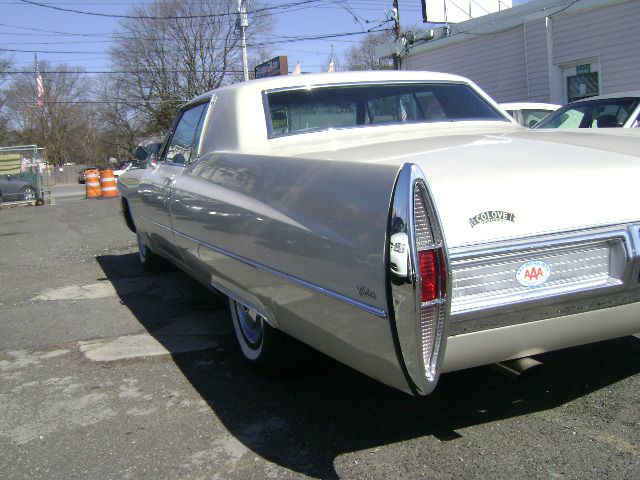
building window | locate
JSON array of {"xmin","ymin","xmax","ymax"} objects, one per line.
[{"xmin": 563, "ymin": 62, "xmax": 600, "ymax": 103}]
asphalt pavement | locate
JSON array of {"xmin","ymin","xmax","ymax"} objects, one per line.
[{"xmin": 1, "ymin": 196, "xmax": 639, "ymax": 479}]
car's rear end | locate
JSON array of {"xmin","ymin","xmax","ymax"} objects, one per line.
[
  {"xmin": 190, "ymin": 71, "xmax": 640, "ymax": 396},
  {"xmin": 384, "ymin": 131, "xmax": 640, "ymax": 396}
]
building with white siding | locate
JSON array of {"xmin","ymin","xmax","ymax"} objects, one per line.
[{"xmin": 392, "ymin": 0, "xmax": 639, "ymax": 104}]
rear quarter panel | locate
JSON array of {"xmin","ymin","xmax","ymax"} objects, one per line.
[{"xmin": 169, "ymin": 152, "xmax": 414, "ymax": 392}]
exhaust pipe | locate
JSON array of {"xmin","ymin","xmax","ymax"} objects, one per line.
[{"xmin": 491, "ymin": 357, "xmax": 543, "ymax": 379}]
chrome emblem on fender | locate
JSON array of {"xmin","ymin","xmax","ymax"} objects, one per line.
[
  {"xmin": 469, "ymin": 210, "xmax": 515, "ymax": 228},
  {"xmin": 516, "ymin": 260, "xmax": 551, "ymax": 287}
]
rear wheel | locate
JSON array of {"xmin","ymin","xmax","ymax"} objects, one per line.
[
  {"xmin": 229, "ymin": 298, "xmax": 285, "ymax": 371},
  {"xmin": 137, "ymin": 232, "xmax": 163, "ymax": 270}
]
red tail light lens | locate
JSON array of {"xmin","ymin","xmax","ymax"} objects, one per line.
[{"xmin": 419, "ymin": 249, "xmax": 438, "ymax": 302}]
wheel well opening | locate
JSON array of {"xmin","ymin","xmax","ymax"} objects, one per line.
[{"xmin": 121, "ymin": 198, "xmax": 136, "ymax": 233}]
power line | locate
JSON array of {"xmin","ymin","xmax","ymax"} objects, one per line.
[
  {"xmin": 1, "ymin": 40, "xmax": 114, "ymax": 45},
  {"xmin": 0, "ymin": 47, "xmax": 110, "ymax": 54},
  {"xmin": 0, "ymin": 22, "xmax": 121, "ymax": 37},
  {"xmin": 0, "ymin": 69, "xmax": 246, "ymax": 74},
  {"xmin": 16, "ymin": 0, "xmax": 324, "ymax": 20},
  {"xmin": 449, "ymin": 0, "xmax": 581, "ymax": 37},
  {"xmin": 0, "ymin": 1, "xmax": 402, "ymax": 77},
  {"xmin": 13, "ymin": 100, "xmax": 186, "ymax": 104},
  {"xmin": 0, "ymin": 30, "xmax": 379, "ymax": 45},
  {"xmin": 0, "ymin": 24, "xmax": 391, "ymax": 55}
]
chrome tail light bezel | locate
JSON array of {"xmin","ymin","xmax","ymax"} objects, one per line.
[{"xmin": 388, "ymin": 163, "xmax": 451, "ymax": 395}]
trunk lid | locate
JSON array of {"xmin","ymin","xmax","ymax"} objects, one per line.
[{"xmin": 294, "ymin": 126, "xmax": 640, "ymax": 248}]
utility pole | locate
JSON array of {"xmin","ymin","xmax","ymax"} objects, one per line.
[
  {"xmin": 237, "ymin": 0, "xmax": 249, "ymax": 81},
  {"xmin": 392, "ymin": 0, "xmax": 401, "ymax": 70}
]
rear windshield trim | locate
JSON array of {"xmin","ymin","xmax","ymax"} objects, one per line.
[{"xmin": 262, "ymin": 80, "xmax": 508, "ymax": 139}]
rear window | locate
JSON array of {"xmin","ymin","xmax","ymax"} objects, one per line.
[{"xmin": 265, "ymin": 82, "xmax": 506, "ymax": 137}]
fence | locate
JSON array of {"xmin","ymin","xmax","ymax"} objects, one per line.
[
  {"xmin": 0, "ymin": 145, "xmax": 50, "ymax": 206},
  {"xmin": 52, "ymin": 164, "xmax": 86, "ymax": 185}
]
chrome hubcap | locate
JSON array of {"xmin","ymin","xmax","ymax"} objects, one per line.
[{"xmin": 23, "ymin": 188, "xmax": 36, "ymax": 201}]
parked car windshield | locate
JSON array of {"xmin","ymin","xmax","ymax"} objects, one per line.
[
  {"xmin": 519, "ymin": 109, "xmax": 556, "ymax": 127},
  {"xmin": 266, "ymin": 82, "xmax": 506, "ymax": 137},
  {"xmin": 535, "ymin": 97, "xmax": 640, "ymax": 128}
]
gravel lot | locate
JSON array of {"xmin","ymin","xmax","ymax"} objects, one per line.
[{"xmin": 1, "ymin": 195, "xmax": 639, "ymax": 479}]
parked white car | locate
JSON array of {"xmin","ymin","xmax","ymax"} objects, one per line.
[
  {"xmin": 500, "ymin": 102, "xmax": 561, "ymax": 127},
  {"xmin": 535, "ymin": 91, "xmax": 640, "ymax": 129},
  {"xmin": 118, "ymin": 70, "xmax": 640, "ymax": 396}
]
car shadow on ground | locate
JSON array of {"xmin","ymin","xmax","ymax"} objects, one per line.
[{"xmin": 97, "ymin": 253, "xmax": 640, "ymax": 479}]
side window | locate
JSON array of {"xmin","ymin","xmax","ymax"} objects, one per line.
[
  {"xmin": 415, "ymin": 92, "xmax": 446, "ymax": 121},
  {"xmin": 366, "ymin": 96, "xmax": 398, "ymax": 124},
  {"xmin": 164, "ymin": 102, "xmax": 208, "ymax": 165},
  {"xmin": 192, "ymin": 104, "xmax": 208, "ymax": 160}
]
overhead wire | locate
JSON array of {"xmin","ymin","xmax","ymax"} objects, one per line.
[
  {"xmin": 0, "ymin": 19, "xmax": 392, "ymax": 55},
  {"xmin": 1, "ymin": 0, "xmax": 396, "ymax": 99},
  {"xmin": 16, "ymin": 0, "xmax": 327, "ymax": 20},
  {"xmin": 448, "ymin": 0, "xmax": 582, "ymax": 37}
]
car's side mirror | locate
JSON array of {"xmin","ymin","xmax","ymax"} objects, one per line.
[{"xmin": 134, "ymin": 146, "xmax": 149, "ymax": 161}]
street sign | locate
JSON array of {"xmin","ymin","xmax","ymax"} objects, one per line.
[{"xmin": 254, "ymin": 56, "xmax": 288, "ymax": 79}]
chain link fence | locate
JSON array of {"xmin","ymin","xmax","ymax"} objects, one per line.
[{"xmin": 0, "ymin": 145, "xmax": 50, "ymax": 206}]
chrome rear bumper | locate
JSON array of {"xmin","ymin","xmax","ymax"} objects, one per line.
[{"xmin": 442, "ymin": 300, "xmax": 640, "ymax": 373}]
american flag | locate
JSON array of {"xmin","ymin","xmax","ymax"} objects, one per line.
[
  {"xmin": 400, "ymin": 99, "xmax": 408, "ymax": 123},
  {"xmin": 35, "ymin": 54, "xmax": 44, "ymax": 110}
]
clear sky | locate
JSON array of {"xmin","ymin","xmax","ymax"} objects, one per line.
[{"xmin": 0, "ymin": 0, "xmax": 529, "ymax": 76}]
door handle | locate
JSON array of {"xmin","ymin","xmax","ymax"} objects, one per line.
[{"xmin": 161, "ymin": 176, "xmax": 176, "ymax": 208}]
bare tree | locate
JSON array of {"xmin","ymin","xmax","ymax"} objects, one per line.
[
  {"xmin": 3, "ymin": 62, "xmax": 99, "ymax": 165},
  {"xmin": 109, "ymin": 0, "xmax": 273, "ymax": 133},
  {"xmin": 343, "ymin": 32, "xmax": 394, "ymax": 71},
  {"xmin": 0, "ymin": 56, "xmax": 11, "ymax": 96},
  {"xmin": 0, "ymin": 55, "xmax": 13, "ymax": 144},
  {"xmin": 94, "ymin": 76, "xmax": 142, "ymax": 161}
]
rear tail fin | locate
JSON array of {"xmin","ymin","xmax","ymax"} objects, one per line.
[{"xmin": 388, "ymin": 163, "xmax": 451, "ymax": 395}]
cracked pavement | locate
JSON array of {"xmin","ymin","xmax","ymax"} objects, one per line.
[{"xmin": 1, "ymin": 196, "xmax": 639, "ymax": 479}]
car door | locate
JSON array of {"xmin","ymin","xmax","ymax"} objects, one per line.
[
  {"xmin": 1, "ymin": 175, "xmax": 22, "ymax": 197},
  {"xmin": 164, "ymin": 100, "xmax": 212, "ymax": 278},
  {"xmin": 136, "ymin": 101, "xmax": 209, "ymax": 262}
]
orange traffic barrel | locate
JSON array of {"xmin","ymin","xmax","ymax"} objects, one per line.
[
  {"xmin": 99, "ymin": 169, "xmax": 118, "ymax": 198},
  {"xmin": 85, "ymin": 169, "xmax": 101, "ymax": 198}
]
